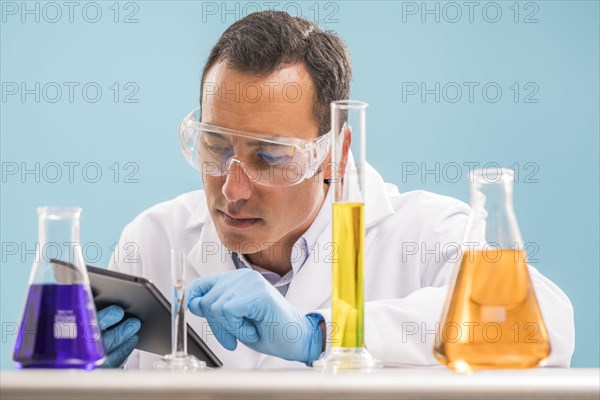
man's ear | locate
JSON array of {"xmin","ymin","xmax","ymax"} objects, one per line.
[
  {"xmin": 340, "ymin": 123, "xmax": 352, "ymax": 177},
  {"xmin": 323, "ymin": 123, "xmax": 352, "ymax": 182},
  {"xmin": 322, "ymin": 154, "xmax": 333, "ymax": 180}
]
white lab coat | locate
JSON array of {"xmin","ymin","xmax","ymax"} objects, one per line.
[{"xmin": 108, "ymin": 164, "xmax": 575, "ymax": 369}]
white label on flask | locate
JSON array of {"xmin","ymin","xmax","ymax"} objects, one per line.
[
  {"xmin": 54, "ymin": 310, "xmax": 78, "ymax": 339},
  {"xmin": 480, "ymin": 306, "xmax": 506, "ymax": 323}
]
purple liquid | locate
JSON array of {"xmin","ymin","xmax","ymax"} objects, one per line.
[{"xmin": 13, "ymin": 284, "xmax": 105, "ymax": 369}]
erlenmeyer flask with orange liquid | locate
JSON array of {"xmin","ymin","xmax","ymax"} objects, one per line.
[{"xmin": 433, "ymin": 168, "xmax": 550, "ymax": 373}]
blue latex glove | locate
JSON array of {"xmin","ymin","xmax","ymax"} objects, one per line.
[
  {"xmin": 186, "ymin": 269, "xmax": 324, "ymax": 365},
  {"xmin": 97, "ymin": 305, "xmax": 141, "ymax": 368}
]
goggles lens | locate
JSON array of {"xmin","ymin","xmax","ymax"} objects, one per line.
[{"xmin": 179, "ymin": 108, "xmax": 331, "ymax": 186}]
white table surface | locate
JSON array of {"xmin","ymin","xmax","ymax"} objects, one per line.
[{"xmin": 1, "ymin": 367, "xmax": 599, "ymax": 400}]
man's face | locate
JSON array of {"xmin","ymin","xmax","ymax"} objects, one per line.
[{"xmin": 201, "ymin": 61, "xmax": 327, "ymax": 261}]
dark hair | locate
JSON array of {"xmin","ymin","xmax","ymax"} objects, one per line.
[{"xmin": 200, "ymin": 11, "xmax": 352, "ymax": 135}]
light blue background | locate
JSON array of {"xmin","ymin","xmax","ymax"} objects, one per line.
[{"xmin": 1, "ymin": 1, "xmax": 598, "ymax": 368}]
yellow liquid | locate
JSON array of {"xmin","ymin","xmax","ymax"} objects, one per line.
[
  {"xmin": 331, "ymin": 203, "xmax": 365, "ymax": 348},
  {"xmin": 433, "ymin": 250, "xmax": 551, "ymax": 372}
]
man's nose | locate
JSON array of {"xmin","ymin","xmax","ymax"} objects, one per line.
[{"xmin": 221, "ymin": 158, "xmax": 253, "ymax": 202}]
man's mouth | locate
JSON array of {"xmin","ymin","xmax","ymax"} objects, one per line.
[{"xmin": 218, "ymin": 210, "xmax": 261, "ymax": 228}]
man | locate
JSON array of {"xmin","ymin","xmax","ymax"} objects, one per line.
[{"xmin": 104, "ymin": 11, "xmax": 574, "ymax": 369}]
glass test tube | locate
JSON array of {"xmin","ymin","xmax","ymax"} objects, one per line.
[
  {"xmin": 171, "ymin": 249, "xmax": 187, "ymax": 357},
  {"xmin": 153, "ymin": 249, "xmax": 205, "ymax": 370}
]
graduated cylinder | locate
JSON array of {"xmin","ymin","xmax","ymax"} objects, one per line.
[
  {"xmin": 312, "ymin": 100, "xmax": 381, "ymax": 371},
  {"xmin": 330, "ymin": 101, "xmax": 368, "ymax": 349}
]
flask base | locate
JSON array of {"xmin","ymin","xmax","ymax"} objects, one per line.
[
  {"xmin": 313, "ymin": 347, "xmax": 382, "ymax": 373},
  {"xmin": 153, "ymin": 353, "xmax": 206, "ymax": 371},
  {"xmin": 434, "ymin": 352, "xmax": 549, "ymax": 374},
  {"xmin": 14, "ymin": 357, "xmax": 105, "ymax": 370}
]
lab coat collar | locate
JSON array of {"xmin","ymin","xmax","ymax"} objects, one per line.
[
  {"xmin": 187, "ymin": 217, "xmax": 237, "ymax": 277},
  {"xmin": 185, "ymin": 192, "xmax": 210, "ymax": 231},
  {"xmin": 364, "ymin": 162, "xmax": 395, "ymax": 228}
]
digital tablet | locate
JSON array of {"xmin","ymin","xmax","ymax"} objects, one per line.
[{"xmin": 86, "ymin": 265, "xmax": 222, "ymax": 368}]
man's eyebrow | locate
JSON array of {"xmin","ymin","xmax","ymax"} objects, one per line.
[
  {"xmin": 205, "ymin": 129, "xmax": 289, "ymax": 146},
  {"xmin": 204, "ymin": 131, "xmax": 229, "ymax": 141},
  {"xmin": 249, "ymin": 141, "xmax": 280, "ymax": 148}
]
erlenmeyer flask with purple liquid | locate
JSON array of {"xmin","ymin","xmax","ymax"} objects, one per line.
[{"xmin": 13, "ymin": 207, "xmax": 105, "ymax": 369}]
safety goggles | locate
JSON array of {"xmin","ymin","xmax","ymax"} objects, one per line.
[{"xmin": 179, "ymin": 108, "xmax": 331, "ymax": 187}]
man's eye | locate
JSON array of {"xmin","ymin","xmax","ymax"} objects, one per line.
[
  {"xmin": 257, "ymin": 151, "xmax": 292, "ymax": 166},
  {"xmin": 206, "ymin": 144, "xmax": 230, "ymax": 154}
]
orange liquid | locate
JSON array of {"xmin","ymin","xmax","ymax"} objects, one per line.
[{"xmin": 433, "ymin": 250, "xmax": 551, "ymax": 372}]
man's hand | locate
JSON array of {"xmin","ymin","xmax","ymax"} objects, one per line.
[
  {"xmin": 97, "ymin": 305, "xmax": 141, "ymax": 368},
  {"xmin": 186, "ymin": 269, "xmax": 324, "ymax": 365}
]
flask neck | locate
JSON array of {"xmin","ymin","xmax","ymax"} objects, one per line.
[
  {"xmin": 38, "ymin": 211, "xmax": 81, "ymax": 248},
  {"xmin": 467, "ymin": 169, "xmax": 524, "ymax": 249},
  {"xmin": 32, "ymin": 207, "xmax": 87, "ymax": 285}
]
